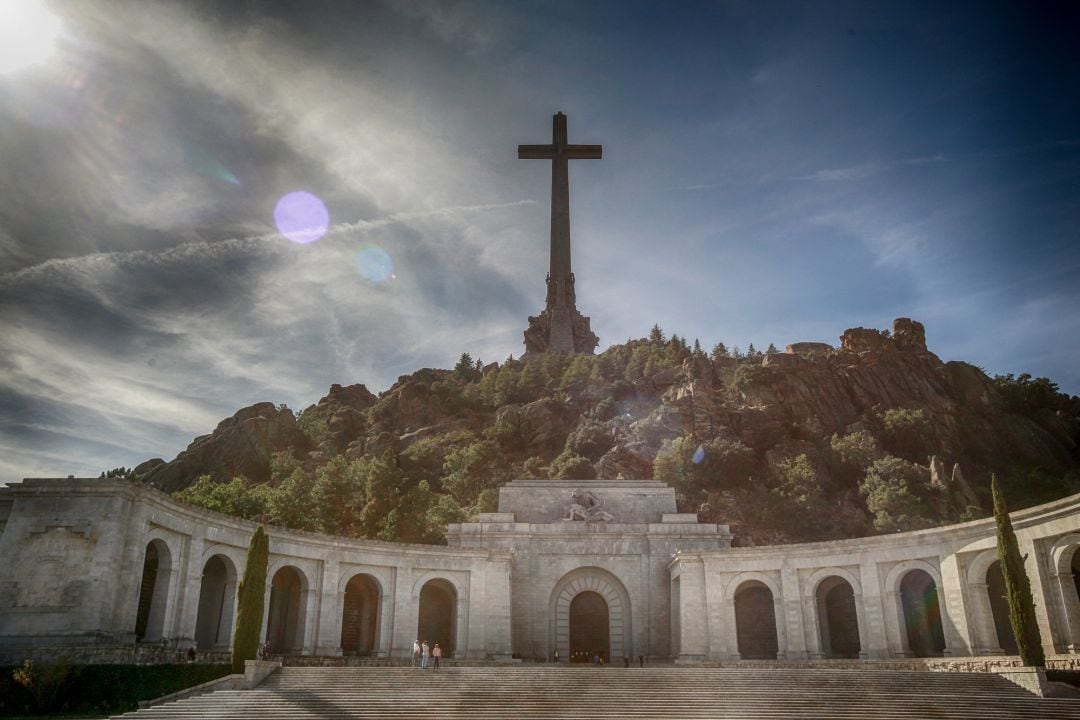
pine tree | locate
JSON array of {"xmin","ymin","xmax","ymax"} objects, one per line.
[
  {"xmin": 710, "ymin": 342, "xmax": 729, "ymax": 361},
  {"xmin": 992, "ymin": 475, "xmax": 1045, "ymax": 667},
  {"xmin": 766, "ymin": 343, "xmax": 779, "ymax": 355},
  {"xmin": 232, "ymin": 526, "xmax": 269, "ymax": 673},
  {"xmin": 648, "ymin": 324, "xmax": 665, "ymax": 345}
]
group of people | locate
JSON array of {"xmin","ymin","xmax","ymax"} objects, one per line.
[{"xmin": 411, "ymin": 639, "xmax": 443, "ymax": 669}]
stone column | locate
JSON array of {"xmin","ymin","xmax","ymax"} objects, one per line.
[
  {"xmin": 672, "ymin": 557, "xmax": 708, "ymax": 662},
  {"xmin": 1019, "ymin": 534, "xmax": 1058, "ymax": 659},
  {"xmin": 377, "ymin": 568, "xmax": 396, "ymax": 658},
  {"xmin": 314, "ymin": 557, "xmax": 342, "ymax": 656},
  {"xmin": 1050, "ymin": 571, "xmax": 1080, "ymax": 653},
  {"xmin": 702, "ymin": 559, "xmax": 729, "ymax": 660},
  {"xmin": 966, "ymin": 582, "xmax": 1004, "ymax": 654},
  {"xmin": 302, "ymin": 560, "xmax": 325, "ymax": 656},
  {"xmin": 483, "ymin": 557, "xmax": 514, "ymax": 660},
  {"xmin": 718, "ymin": 576, "xmax": 741, "ymax": 660},
  {"xmin": 803, "ymin": 589, "xmax": 825, "ymax": 660},
  {"xmin": 858, "ymin": 562, "xmax": 890, "ymax": 659},
  {"xmin": 390, "ymin": 566, "xmax": 417, "ymax": 659},
  {"xmin": 173, "ymin": 530, "xmax": 205, "ymax": 650},
  {"xmin": 884, "ymin": 590, "xmax": 910, "ymax": 658},
  {"xmin": 780, "ymin": 568, "xmax": 808, "ymax": 661},
  {"xmin": 938, "ymin": 553, "xmax": 972, "ymax": 656}
]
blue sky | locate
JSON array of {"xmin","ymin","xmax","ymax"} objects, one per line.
[{"xmin": 1, "ymin": 0, "xmax": 1078, "ymax": 484}]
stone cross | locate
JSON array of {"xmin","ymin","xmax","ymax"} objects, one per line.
[{"xmin": 518, "ymin": 112, "xmax": 601, "ymax": 354}]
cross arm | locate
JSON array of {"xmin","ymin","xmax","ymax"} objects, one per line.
[
  {"xmin": 518, "ymin": 144, "xmax": 557, "ymax": 159},
  {"xmin": 565, "ymin": 144, "xmax": 602, "ymax": 160}
]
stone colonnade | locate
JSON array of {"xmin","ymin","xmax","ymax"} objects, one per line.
[
  {"xmin": 669, "ymin": 494, "xmax": 1080, "ymax": 662},
  {"xmin": 0, "ymin": 479, "xmax": 513, "ymax": 661}
]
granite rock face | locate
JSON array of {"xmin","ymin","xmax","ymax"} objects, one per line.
[{"xmin": 142, "ymin": 402, "xmax": 311, "ymax": 491}]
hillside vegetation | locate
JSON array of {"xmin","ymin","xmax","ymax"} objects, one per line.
[{"xmin": 116, "ymin": 318, "xmax": 1080, "ymax": 546}]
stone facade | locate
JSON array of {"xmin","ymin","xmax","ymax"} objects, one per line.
[{"xmin": 2, "ymin": 477, "xmax": 1080, "ymax": 668}]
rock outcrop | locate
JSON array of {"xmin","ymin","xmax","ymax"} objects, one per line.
[{"xmin": 142, "ymin": 402, "xmax": 312, "ymax": 492}]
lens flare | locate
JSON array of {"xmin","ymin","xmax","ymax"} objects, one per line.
[
  {"xmin": 0, "ymin": 1, "xmax": 62, "ymax": 75},
  {"xmin": 356, "ymin": 245, "xmax": 394, "ymax": 283},
  {"xmin": 274, "ymin": 191, "xmax": 328, "ymax": 244},
  {"xmin": 692, "ymin": 446, "xmax": 706, "ymax": 464}
]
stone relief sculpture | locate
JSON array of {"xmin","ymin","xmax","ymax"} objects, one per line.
[{"xmin": 566, "ymin": 489, "xmax": 613, "ymax": 522}]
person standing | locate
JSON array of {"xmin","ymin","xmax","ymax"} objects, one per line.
[
  {"xmin": 553, "ymin": 649, "xmax": 560, "ymax": 663},
  {"xmin": 421, "ymin": 641, "xmax": 430, "ymax": 669},
  {"xmin": 412, "ymin": 640, "xmax": 421, "ymax": 667},
  {"xmin": 432, "ymin": 643, "xmax": 442, "ymax": 670}
]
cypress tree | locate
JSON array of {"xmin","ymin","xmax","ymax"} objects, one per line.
[
  {"xmin": 231, "ymin": 526, "xmax": 269, "ymax": 673},
  {"xmin": 992, "ymin": 475, "xmax": 1045, "ymax": 667}
]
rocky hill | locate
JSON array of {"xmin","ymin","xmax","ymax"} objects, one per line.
[{"xmin": 131, "ymin": 318, "xmax": 1080, "ymax": 545}]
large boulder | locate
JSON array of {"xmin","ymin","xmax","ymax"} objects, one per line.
[{"xmin": 142, "ymin": 402, "xmax": 311, "ymax": 492}]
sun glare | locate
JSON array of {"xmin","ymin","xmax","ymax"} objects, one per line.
[{"xmin": 0, "ymin": 0, "xmax": 62, "ymax": 75}]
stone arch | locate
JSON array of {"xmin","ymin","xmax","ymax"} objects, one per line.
[
  {"xmin": 341, "ymin": 573, "xmax": 381, "ymax": 656},
  {"xmin": 549, "ymin": 567, "xmax": 632, "ymax": 664},
  {"xmin": 1048, "ymin": 534, "xmax": 1080, "ymax": 652},
  {"xmin": 265, "ymin": 565, "xmax": 308, "ymax": 653},
  {"xmin": 194, "ymin": 553, "xmax": 238, "ymax": 651},
  {"xmin": 985, "ymin": 560, "xmax": 1018, "ymax": 655},
  {"xmin": 898, "ymin": 568, "xmax": 946, "ymax": 657},
  {"xmin": 816, "ymin": 576, "xmax": 862, "ymax": 658},
  {"xmin": 134, "ymin": 538, "xmax": 173, "ymax": 642},
  {"xmin": 733, "ymin": 579, "xmax": 780, "ymax": 660},
  {"xmin": 417, "ymin": 578, "xmax": 458, "ymax": 657},
  {"xmin": 964, "ymin": 548, "xmax": 1006, "ymax": 654}
]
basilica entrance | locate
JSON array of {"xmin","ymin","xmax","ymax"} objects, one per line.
[
  {"xmin": 569, "ymin": 591, "xmax": 609, "ymax": 663},
  {"xmin": 550, "ymin": 568, "xmax": 631, "ymax": 664}
]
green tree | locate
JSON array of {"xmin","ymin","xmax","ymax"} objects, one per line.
[
  {"xmin": 992, "ymin": 475, "xmax": 1045, "ymax": 667},
  {"xmin": 441, "ymin": 440, "xmax": 513, "ymax": 503},
  {"xmin": 174, "ymin": 475, "xmax": 265, "ymax": 519},
  {"xmin": 232, "ymin": 526, "xmax": 269, "ymax": 673},
  {"xmin": 550, "ymin": 451, "xmax": 596, "ymax": 480},
  {"xmin": 766, "ymin": 343, "xmax": 779, "ymax": 355},
  {"xmin": 310, "ymin": 455, "xmax": 366, "ymax": 535},
  {"xmin": 710, "ymin": 342, "xmax": 729, "ymax": 361},
  {"xmin": 859, "ymin": 456, "xmax": 938, "ymax": 532},
  {"xmin": 649, "ymin": 324, "xmax": 666, "ymax": 345}
]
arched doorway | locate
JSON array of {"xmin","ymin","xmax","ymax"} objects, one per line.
[
  {"xmin": 341, "ymin": 574, "xmax": 380, "ymax": 656},
  {"xmin": 266, "ymin": 566, "xmax": 306, "ymax": 654},
  {"xmin": 900, "ymin": 569, "xmax": 945, "ymax": 657},
  {"xmin": 1072, "ymin": 549, "xmax": 1080, "ymax": 606},
  {"xmin": 569, "ymin": 591, "xmax": 609, "ymax": 663},
  {"xmin": 549, "ymin": 568, "xmax": 631, "ymax": 664},
  {"xmin": 986, "ymin": 560, "xmax": 1018, "ymax": 655},
  {"xmin": 194, "ymin": 555, "xmax": 237, "ymax": 651},
  {"xmin": 134, "ymin": 539, "xmax": 171, "ymax": 642},
  {"xmin": 817, "ymin": 576, "xmax": 861, "ymax": 658},
  {"xmin": 734, "ymin": 581, "xmax": 778, "ymax": 660},
  {"xmin": 417, "ymin": 579, "xmax": 456, "ymax": 657}
]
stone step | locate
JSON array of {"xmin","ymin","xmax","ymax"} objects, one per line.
[{"xmin": 111, "ymin": 667, "xmax": 1080, "ymax": 720}]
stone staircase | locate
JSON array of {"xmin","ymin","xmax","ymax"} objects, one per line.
[{"xmin": 114, "ymin": 666, "xmax": 1080, "ymax": 719}]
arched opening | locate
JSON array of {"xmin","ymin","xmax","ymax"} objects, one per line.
[
  {"xmin": 734, "ymin": 581, "xmax": 778, "ymax": 660},
  {"xmin": 569, "ymin": 591, "xmax": 609, "ymax": 663},
  {"xmin": 817, "ymin": 576, "xmax": 861, "ymax": 658},
  {"xmin": 341, "ymin": 574, "xmax": 380, "ymax": 656},
  {"xmin": 418, "ymin": 579, "xmax": 456, "ymax": 657},
  {"xmin": 900, "ymin": 569, "xmax": 945, "ymax": 657},
  {"xmin": 134, "ymin": 540, "xmax": 171, "ymax": 642},
  {"xmin": 266, "ymin": 566, "xmax": 306, "ymax": 654},
  {"xmin": 550, "ymin": 568, "xmax": 631, "ymax": 664},
  {"xmin": 986, "ymin": 560, "xmax": 1018, "ymax": 655},
  {"xmin": 1072, "ymin": 549, "xmax": 1080, "ymax": 606},
  {"xmin": 194, "ymin": 555, "xmax": 237, "ymax": 651}
]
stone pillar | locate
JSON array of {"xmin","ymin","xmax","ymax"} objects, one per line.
[
  {"xmin": 803, "ymin": 588, "xmax": 824, "ymax": 660},
  {"xmin": 377, "ymin": 569, "xmax": 396, "ymax": 658},
  {"xmin": 483, "ymin": 557, "xmax": 514, "ymax": 660},
  {"xmin": 938, "ymin": 553, "xmax": 972, "ymax": 656},
  {"xmin": 966, "ymin": 582, "xmax": 1004, "ymax": 655},
  {"xmin": 314, "ymin": 557, "xmax": 342, "ymax": 656},
  {"xmin": 391, "ymin": 567, "xmax": 417, "ymax": 659},
  {"xmin": 672, "ymin": 557, "xmax": 708, "ymax": 662},
  {"xmin": 702, "ymin": 559, "xmax": 728, "ymax": 661},
  {"xmin": 858, "ymin": 562, "xmax": 890, "ymax": 659},
  {"xmin": 1050, "ymin": 571, "xmax": 1080, "ymax": 653},
  {"xmin": 1019, "ymin": 534, "xmax": 1058, "ymax": 660},
  {"xmin": 302, "ymin": 560, "xmax": 324, "ymax": 655},
  {"xmin": 780, "ymin": 569, "xmax": 808, "ymax": 661},
  {"xmin": 173, "ymin": 530, "xmax": 205, "ymax": 650},
  {"xmin": 884, "ymin": 590, "xmax": 910, "ymax": 658}
]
